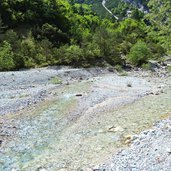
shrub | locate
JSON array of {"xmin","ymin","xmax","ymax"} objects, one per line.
[
  {"xmin": 50, "ymin": 77, "xmax": 62, "ymax": 84},
  {"xmin": 114, "ymin": 64, "xmax": 123, "ymax": 72},
  {"xmin": 55, "ymin": 45, "xmax": 84, "ymax": 65},
  {"xmin": 168, "ymin": 65, "xmax": 171, "ymax": 73},
  {"xmin": 83, "ymin": 41, "xmax": 101, "ymax": 60},
  {"xmin": 0, "ymin": 41, "xmax": 15, "ymax": 70},
  {"xmin": 3, "ymin": 30, "xmax": 20, "ymax": 50},
  {"xmin": 20, "ymin": 37, "xmax": 37, "ymax": 68},
  {"xmin": 142, "ymin": 63, "xmax": 151, "ymax": 70},
  {"xmin": 127, "ymin": 41, "xmax": 152, "ymax": 66}
]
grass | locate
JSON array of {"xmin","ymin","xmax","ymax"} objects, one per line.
[
  {"xmin": 114, "ymin": 65, "xmax": 123, "ymax": 73},
  {"xmin": 142, "ymin": 63, "xmax": 151, "ymax": 70},
  {"xmin": 168, "ymin": 65, "xmax": 171, "ymax": 72},
  {"xmin": 19, "ymin": 94, "xmax": 29, "ymax": 98},
  {"xmin": 50, "ymin": 77, "xmax": 62, "ymax": 84},
  {"xmin": 119, "ymin": 72, "xmax": 128, "ymax": 76}
]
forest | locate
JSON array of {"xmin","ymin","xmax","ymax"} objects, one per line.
[{"xmin": 0, "ymin": 0, "xmax": 170, "ymax": 70}]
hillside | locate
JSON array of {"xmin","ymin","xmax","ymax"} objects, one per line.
[
  {"xmin": 0, "ymin": 0, "xmax": 170, "ymax": 71},
  {"xmin": 74, "ymin": 0, "xmax": 149, "ymax": 18}
]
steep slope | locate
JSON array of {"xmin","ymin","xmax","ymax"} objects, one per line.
[{"xmin": 75, "ymin": 0, "xmax": 149, "ymax": 18}]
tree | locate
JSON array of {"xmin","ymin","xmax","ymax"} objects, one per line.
[
  {"xmin": 0, "ymin": 16, "xmax": 2, "ymax": 33},
  {"xmin": 0, "ymin": 41, "xmax": 15, "ymax": 70},
  {"xmin": 146, "ymin": 0, "xmax": 171, "ymax": 53},
  {"xmin": 0, "ymin": 15, "xmax": 5, "ymax": 33},
  {"xmin": 127, "ymin": 41, "xmax": 152, "ymax": 66}
]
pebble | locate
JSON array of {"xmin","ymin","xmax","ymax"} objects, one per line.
[
  {"xmin": 166, "ymin": 148, "xmax": 171, "ymax": 154},
  {"xmin": 76, "ymin": 94, "xmax": 83, "ymax": 97},
  {"xmin": 98, "ymin": 118, "xmax": 171, "ymax": 170}
]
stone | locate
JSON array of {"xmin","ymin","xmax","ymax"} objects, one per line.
[
  {"xmin": 108, "ymin": 67, "xmax": 114, "ymax": 72},
  {"xmin": 107, "ymin": 126, "xmax": 124, "ymax": 132},
  {"xmin": 132, "ymin": 140, "xmax": 140, "ymax": 146},
  {"xmin": 37, "ymin": 168, "xmax": 47, "ymax": 171},
  {"xmin": 131, "ymin": 135, "xmax": 139, "ymax": 141},
  {"xmin": 76, "ymin": 94, "xmax": 83, "ymax": 97},
  {"xmin": 124, "ymin": 134, "xmax": 132, "ymax": 140},
  {"xmin": 66, "ymin": 81, "xmax": 70, "ymax": 85},
  {"xmin": 124, "ymin": 139, "xmax": 131, "ymax": 145},
  {"xmin": 166, "ymin": 148, "xmax": 171, "ymax": 154},
  {"xmin": 11, "ymin": 169, "xmax": 17, "ymax": 171}
]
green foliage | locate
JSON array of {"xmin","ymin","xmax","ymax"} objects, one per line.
[
  {"xmin": 114, "ymin": 65, "xmax": 123, "ymax": 73},
  {"xmin": 50, "ymin": 77, "xmax": 62, "ymax": 84},
  {"xmin": 3, "ymin": 30, "xmax": 20, "ymax": 51},
  {"xmin": 0, "ymin": 16, "xmax": 4, "ymax": 33},
  {"xmin": 93, "ymin": 26, "xmax": 123, "ymax": 65},
  {"xmin": 146, "ymin": 0, "xmax": 171, "ymax": 54},
  {"xmin": 168, "ymin": 66, "xmax": 171, "ymax": 73},
  {"xmin": 142, "ymin": 63, "xmax": 151, "ymax": 70},
  {"xmin": 119, "ymin": 72, "xmax": 128, "ymax": 76},
  {"xmin": 56, "ymin": 45, "xmax": 83, "ymax": 65},
  {"xmin": 0, "ymin": 41, "xmax": 15, "ymax": 70},
  {"xmin": 127, "ymin": 41, "xmax": 152, "ymax": 66},
  {"xmin": 37, "ymin": 39, "xmax": 53, "ymax": 64},
  {"xmin": 0, "ymin": 0, "xmax": 169, "ymax": 70}
]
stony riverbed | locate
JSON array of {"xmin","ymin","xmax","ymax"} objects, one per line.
[{"xmin": 0, "ymin": 67, "xmax": 170, "ymax": 171}]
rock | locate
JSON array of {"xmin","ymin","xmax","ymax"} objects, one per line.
[
  {"xmin": 11, "ymin": 169, "xmax": 17, "ymax": 171},
  {"xmin": 132, "ymin": 140, "xmax": 140, "ymax": 146},
  {"xmin": 166, "ymin": 148, "xmax": 171, "ymax": 154},
  {"xmin": 124, "ymin": 134, "xmax": 132, "ymax": 144},
  {"xmin": 124, "ymin": 139, "xmax": 131, "ymax": 145},
  {"xmin": 147, "ymin": 60, "xmax": 160, "ymax": 70},
  {"xmin": 155, "ymin": 92, "xmax": 159, "ymax": 95},
  {"xmin": 76, "ymin": 94, "xmax": 83, "ymax": 97},
  {"xmin": 131, "ymin": 135, "xmax": 139, "ymax": 141},
  {"xmin": 66, "ymin": 81, "xmax": 70, "ymax": 85},
  {"xmin": 165, "ymin": 124, "xmax": 171, "ymax": 132},
  {"xmin": 124, "ymin": 134, "xmax": 132, "ymax": 140},
  {"xmin": 108, "ymin": 67, "xmax": 114, "ymax": 72},
  {"xmin": 152, "ymin": 90, "xmax": 160, "ymax": 95},
  {"xmin": 107, "ymin": 126, "xmax": 124, "ymax": 132},
  {"xmin": 79, "ymin": 77, "xmax": 83, "ymax": 80},
  {"xmin": 37, "ymin": 168, "xmax": 47, "ymax": 171},
  {"xmin": 160, "ymin": 89, "xmax": 164, "ymax": 93}
]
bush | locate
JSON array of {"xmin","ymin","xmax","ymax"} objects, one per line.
[
  {"xmin": 20, "ymin": 35, "xmax": 51, "ymax": 68},
  {"xmin": 20, "ymin": 36, "xmax": 37, "ymax": 68},
  {"xmin": 142, "ymin": 63, "xmax": 151, "ymax": 70},
  {"xmin": 127, "ymin": 41, "xmax": 152, "ymax": 66},
  {"xmin": 3, "ymin": 30, "xmax": 20, "ymax": 50},
  {"xmin": 114, "ymin": 64, "xmax": 123, "ymax": 72},
  {"xmin": 83, "ymin": 41, "xmax": 101, "ymax": 60},
  {"xmin": 0, "ymin": 41, "xmax": 15, "ymax": 70},
  {"xmin": 55, "ymin": 45, "xmax": 84, "ymax": 65}
]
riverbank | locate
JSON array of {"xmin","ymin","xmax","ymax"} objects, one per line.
[{"xmin": 0, "ymin": 66, "xmax": 171, "ymax": 170}]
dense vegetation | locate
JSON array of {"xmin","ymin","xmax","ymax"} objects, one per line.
[{"xmin": 0, "ymin": 0, "xmax": 170, "ymax": 70}]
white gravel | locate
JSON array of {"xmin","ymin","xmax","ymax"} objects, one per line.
[
  {"xmin": 0, "ymin": 66, "xmax": 170, "ymax": 171},
  {"xmin": 97, "ymin": 118, "xmax": 171, "ymax": 171},
  {"xmin": 0, "ymin": 67, "xmax": 109, "ymax": 115}
]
